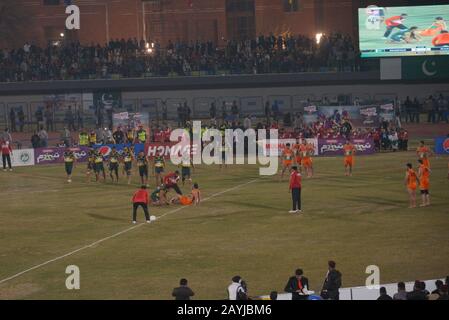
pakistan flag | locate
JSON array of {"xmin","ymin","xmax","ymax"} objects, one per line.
[{"xmin": 402, "ymin": 56, "xmax": 449, "ymax": 80}]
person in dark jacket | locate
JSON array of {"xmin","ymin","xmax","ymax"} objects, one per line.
[
  {"xmin": 377, "ymin": 287, "xmax": 393, "ymax": 300},
  {"xmin": 172, "ymin": 278, "xmax": 195, "ymax": 300},
  {"xmin": 406, "ymin": 281, "xmax": 428, "ymax": 300},
  {"xmin": 284, "ymin": 268, "xmax": 309, "ymax": 300},
  {"xmin": 321, "ymin": 260, "xmax": 342, "ymax": 300}
]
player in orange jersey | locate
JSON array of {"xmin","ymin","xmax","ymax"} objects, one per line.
[
  {"xmin": 418, "ymin": 159, "xmax": 431, "ymax": 207},
  {"xmin": 171, "ymin": 182, "xmax": 201, "ymax": 205},
  {"xmin": 343, "ymin": 140, "xmax": 356, "ymax": 176},
  {"xmin": 293, "ymin": 138, "xmax": 302, "ymax": 171},
  {"xmin": 299, "ymin": 140, "xmax": 314, "ymax": 178},
  {"xmin": 405, "ymin": 163, "xmax": 419, "ymax": 208},
  {"xmin": 280, "ymin": 143, "xmax": 294, "ymax": 181},
  {"xmin": 416, "ymin": 141, "xmax": 432, "ymax": 169}
]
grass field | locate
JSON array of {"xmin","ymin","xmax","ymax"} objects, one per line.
[
  {"xmin": 359, "ymin": 5, "xmax": 449, "ymax": 57},
  {"xmin": 0, "ymin": 148, "xmax": 448, "ymax": 299}
]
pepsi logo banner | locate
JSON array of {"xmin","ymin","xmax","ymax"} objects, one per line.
[
  {"xmin": 93, "ymin": 143, "xmax": 145, "ymax": 158},
  {"xmin": 434, "ymin": 136, "xmax": 449, "ymax": 154}
]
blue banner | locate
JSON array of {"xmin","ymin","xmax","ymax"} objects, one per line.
[
  {"xmin": 434, "ymin": 137, "xmax": 449, "ymax": 155},
  {"xmin": 93, "ymin": 143, "xmax": 144, "ymax": 158}
]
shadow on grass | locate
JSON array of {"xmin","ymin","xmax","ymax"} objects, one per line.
[{"xmin": 87, "ymin": 213, "xmax": 129, "ymax": 222}]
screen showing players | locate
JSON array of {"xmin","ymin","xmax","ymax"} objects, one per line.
[{"xmin": 359, "ymin": 4, "xmax": 449, "ymax": 58}]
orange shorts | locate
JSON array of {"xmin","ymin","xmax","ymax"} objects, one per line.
[
  {"xmin": 344, "ymin": 157, "xmax": 354, "ymax": 166},
  {"xmin": 283, "ymin": 160, "xmax": 293, "ymax": 167},
  {"xmin": 408, "ymin": 183, "xmax": 417, "ymax": 191},
  {"xmin": 420, "ymin": 29, "xmax": 440, "ymax": 37},
  {"xmin": 295, "ymin": 157, "xmax": 302, "ymax": 165},
  {"xmin": 180, "ymin": 196, "xmax": 193, "ymax": 205},
  {"xmin": 420, "ymin": 179, "xmax": 430, "ymax": 191},
  {"xmin": 302, "ymin": 158, "xmax": 313, "ymax": 168}
]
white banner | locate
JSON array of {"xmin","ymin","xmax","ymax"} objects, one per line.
[{"xmin": 10, "ymin": 148, "xmax": 35, "ymax": 167}]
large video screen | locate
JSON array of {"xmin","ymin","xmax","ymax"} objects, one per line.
[{"xmin": 359, "ymin": 4, "xmax": 449, "ymax": 58}]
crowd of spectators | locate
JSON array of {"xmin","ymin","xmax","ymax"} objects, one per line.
[
  {"xmin": 401, "ymin": 94, "xmax": 449, "ymax": 124},
  {"xmin": 0, "ymin": 33, "xmax": 360, "ymax": 82},
  {"xmin": 170, "ymin": 263, "xmax": 449, "ymax": 300}
]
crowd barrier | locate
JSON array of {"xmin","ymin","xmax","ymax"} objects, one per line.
[{"xmin": 9, "ymin": 139, "xmax": 376, "ymax": 168}]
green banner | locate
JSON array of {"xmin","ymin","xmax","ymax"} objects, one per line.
[{"xmin": 402, "ymin": 56, "xmax": 449, "ymax": 80}]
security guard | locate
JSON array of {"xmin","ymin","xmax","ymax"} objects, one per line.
[
  {"xmin": 136, "ymin": 125, "xmax": 147, "ymax": 144},
  {"xmin": 78, "ymin": 129, "xmax": 89, "ymax": 147}
]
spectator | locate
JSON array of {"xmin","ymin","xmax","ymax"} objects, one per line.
[
  {"xmin": 377, "ymin": 287, "xmax": 393, "ymax": 300},
  {"xmin": 431, "ymin": 280, "xmax": 444, "ymax": 296},
  {"xmin": 393, "ymin": 282, "xmax": 407, "ymax": 300},
  {"xmin": 1, "ymin": 139, "xmax": 13, "ymax": 171},
  {"xmin": 172, "ymin": 278, "xmax": 195, "ymax": 300},
  {"xmin": 18, "ymin": 109, "xmax": 25, "ymax": 132},
  {"xmin": 1, "ymin": 128, "xmax": 12, "ymax": 143},
  {"xmin": 38, "ymin": 126, "xmax": 48, "ymax": 147},
  {"xmin": 209, "ymin": 102, "xmax": 216, "ymax": 120},
  {"xmin": 44, "ymin": 106, "xmax": 54, "ymax": 132},
  {"xmin": 321, "ymin": 260, "xmax": 342, "ymax": 300},
  {"xmin": 35, "ymin": 108, "xmax": 44, "ymax": 131},
  {"xmin": 61, "ymin": 127, "xmax": 71, "ymax": 147},
  {"xmin": 438, "ymin": 285, "xmax": 449, "ymax": 300},
  {"xmin": 284, "ymin": 268, "xmax": 309, "ymax": 300},
  {"xmin": 227, "ymin": 276, "xmax": 247, "ymax": 300},
  {"xmin": 162, "ymin": 103, "xmax": 168, "ymax": 121},
  {"xmin": 31, "ymin": 131, "xmax": 40, "ymax": 149},
  {"xmin": 231, "ymin": 100, "xmax": 239, "ymax": 120},
  {"xmin": 76, "ymin": 109, "xmax": 84, "ymax": 130},
  {"xmin": 9, "ymin": 108, "xmax": 16, "ymax": 132},
  {"xmin": 113, "ymin": 127, "xmax": 125, "ymax": 144},
  {"xmin": 221, "ymin": 101, "xmax": 227, "ymax": 121},
  {"xmin": 406, "ymin": 280, "xmax": 428, "ymax": 300},
  {"xmin": 65, "ymin": 106, "xmax": 76, "ymax": 131},
  {"xmin": 243, "ymin": 115, "xmax": 252, "ymax": 130},
  {"xmin": 264, "ymin": 101, "xmax": 271, "ymax": 124}
]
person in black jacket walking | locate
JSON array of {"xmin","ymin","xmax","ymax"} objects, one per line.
[
  {"xmin": 321, "ymin": 260, "xmax": 342, "ymax": 300},
  {"xmin": 172, "ymin": 278, "xmax": 195, "ymax": 300},
  {"xmin": 284, "ymin": 268, "xmax": 309, "ymax": 300}
]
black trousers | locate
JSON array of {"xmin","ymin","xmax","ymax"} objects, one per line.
[
  {"xmin": 2, "ymin": 154, "xmax": 12, "ymax": 169},
  {"xmin": 292, "ymin": 188, "xmax": 301, "ymax": 211},
  {"xmin": 133, "ymin": 203, "xmax": 150, "ymax": 221}
]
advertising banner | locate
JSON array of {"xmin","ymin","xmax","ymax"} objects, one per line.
[
  {"xmin": 318, "ymin": 138, "xmax": 375, "ymax": 156},
  {"xmin": 259, "ymin": 138, "xmax": 319, "ymax": 157},
  {"xmin": 34, "ymin": 147, "xmax": 90, "ymax": 165},
  {"xmin": 93, "ymin": 143, "xmax": 145, "ymax": 158},
  {"xmin": 379, "ymin": 103, "xmax": 395, "ymax": 122},
  {"xmin": 434, "ymin": 136, "xmax": 449, "ymax": 155},
  {"xmin": 11, "ymin": 148, "xmax": 35, "ymax": 167},
  {"xmin": 145, "ymin": 142, "xmax": 200, "ymax": 159}
]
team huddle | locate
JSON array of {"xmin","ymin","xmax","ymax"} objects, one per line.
[{"xmin": 280, "ymin": 139, "xmax": 356, "ymax": 180}]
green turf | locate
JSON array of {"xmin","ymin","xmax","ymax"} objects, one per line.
[
  {"xmin": 359, "ymin": 5, "xmax": 449, "ymax": 58},
  {"xmin": 0, "ymin": 149, "xmax": 448, "ymax": 299}
]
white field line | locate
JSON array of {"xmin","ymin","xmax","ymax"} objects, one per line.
[{"xmin": 0, "ymin": 179, "xmax": 259, "ymax": 285}]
